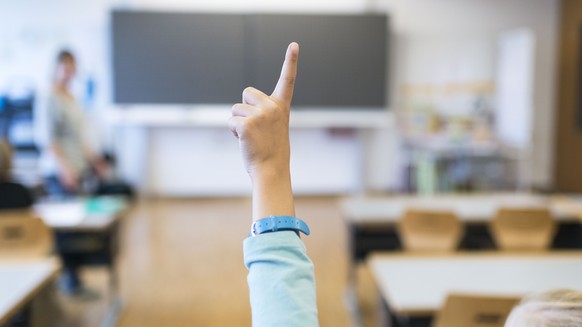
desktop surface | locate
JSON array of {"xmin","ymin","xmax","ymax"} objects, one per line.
[
  {"xmin": 369, "ymin": 251, "xmax": 582, "ymax": 315},
  {"xmin": 0, "ymin": 259, "xmax": 60, "ymax": 325}
]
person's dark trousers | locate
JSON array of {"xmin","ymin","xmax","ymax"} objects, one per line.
[
  {"xmin": 44, "ymin": 175, "xmax": 83, "ymax": 294},
  {"xmin": 55, "ymin": 233, "xmax": 85, "ymax": 294}
]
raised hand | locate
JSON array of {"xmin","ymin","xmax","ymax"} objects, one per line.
[
  {"xmin": 229, "ymin": 42, "xmax": 299, "ymax": 221},
  {"xmin": 229, "ymin": 42, "xmax": 298, "ymax": 180}
]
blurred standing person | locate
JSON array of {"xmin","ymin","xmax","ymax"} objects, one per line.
[
  {"xmin": 39, "ymin": 49, "xmax": 107, "ymax": 197},
  {"xmin": 38, "ymin": 49, "xmax": 108, "ymax": 295}
]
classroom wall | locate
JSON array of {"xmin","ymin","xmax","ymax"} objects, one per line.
[
  {"xmin": 0, "ymin": 0, "xmax": 393, "ymax": 196},
  {"xmin": 377, "ymin": 0, "xmax": 560, "ymax": 189},
  {"xmin": 0, "ymin": 0, "xmax": 561, "ymax": 195},
  {"xmin": 114, "ymin": 0, "xmax": 393, "ymax": 196},
  {"xmin": 0, "ymin": 0, "xmax": 116, "ymax": 151}
]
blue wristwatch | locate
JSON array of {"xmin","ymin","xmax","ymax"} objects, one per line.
[{"xmin": 249, "ymin": 216, "xmax": 311, "ymax": 237}]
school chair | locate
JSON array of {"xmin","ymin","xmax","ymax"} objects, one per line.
[
  {"xmin": 434, "ymin": 293, "xmax": 520, "ymax": 327},
  {"xmin": 489, "ymin": 208, "xmax": 556, "ymax": 250},
  {"xmin": 0, "ymin": 212, "xmax": 53, "ymax": 258},
  {"xmin": 398, "ymin": 210, "xmax": 462, "ymax": 252}
]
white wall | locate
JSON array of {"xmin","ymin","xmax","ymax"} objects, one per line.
[
  {"xmin": 0, "ymin": 0, "xmax": 560, "ymax": 195},
  {"xmin": 376, "ymin": 0, "xmax": 560, "ymax": 187},
  {"xmin": 0, "ymin": 0, "xmax": 118, "ymax": 150},
  {"xmin": 116, "ymin": 0, "xmax": 392, "ymax": 196}
]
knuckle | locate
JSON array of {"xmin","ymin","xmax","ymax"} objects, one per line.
[
  {"xmin": 283, "ymin": 76, "xmax": 296, "ymax": 86},
  {"xmin": 243, "ymin": 87, "xmax": 255, "ymax": 96}
]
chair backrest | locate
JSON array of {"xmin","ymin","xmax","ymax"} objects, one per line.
[
  {"xmin": 0, "ymin": 211, "xmax": 53, "ymax": 258},
  {"xmin": 434, "ymin": 293, "xmax": 521, "ymax": 327},
  {"xmin": 490, "ymin": 207, "xmax": 556, "ymax": 250},
  {"xmin": 398, "ymin": 210, "xmax": 462, "ymax": 252}
]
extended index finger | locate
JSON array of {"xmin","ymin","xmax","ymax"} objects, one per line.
[{"xmin": 271, "ymin": 42, "xmax": 299, "ymax": 105}]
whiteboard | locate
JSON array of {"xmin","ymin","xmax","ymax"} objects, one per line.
[{"xmin": 494, "ymin": 29, "xmax": 535, "ymax": 149}]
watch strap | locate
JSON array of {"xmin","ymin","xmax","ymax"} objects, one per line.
[{"xmin": 249, "ymin": 216, "xmax": 310, "ymax": 237}]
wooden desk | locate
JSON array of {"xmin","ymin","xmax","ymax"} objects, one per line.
[
  {"xmin": 341, "ymin": 193, "xmax": 582, "ymax": 262},
  {"xmin": 34, "ymin": 196, "xmax": 127, "ymax": 232},
  {"xmin": 0, "ymin": 259, "xmax": 60, "ymax": 325},
  {"xmin": 341, "ymin": 193, "xmax": 578, "ymax": 224},
  {"xmin": 33, "ymin": 197, "xmax": 128, "ymax": 327},
  {"xmin": 33, "ymin": 197, "xmax": 127, "ymax": 274},
  {"xmin": 369, "ymin": 251, "xmax": 582, "ymax": 325},
  {"xmin": 342, "ymin": 194, "xmax": 582, "ymax": 326}
]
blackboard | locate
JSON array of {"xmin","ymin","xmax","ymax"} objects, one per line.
[{"xmin": 112, "ymin": 11, "xmax": 389, "ymax": 109}]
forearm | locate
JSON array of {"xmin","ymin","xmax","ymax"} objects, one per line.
[
  {"xmin": 83, "ymin": 148, "xmax": 96, "ymax": 165},
  {"xmin": 49, "ymin": 143, "xmax": 74, "ymax": 174},
  {"xmin": 233, "ymin": 42, "xmax": 319, "ymax": 325},
  {"xmin": 247, "ymin": 167, "xmax": 319, "ymax": 326},
  {"xmin": 251, "ymin": 166, "xmax": 295, "ymax": 221}
]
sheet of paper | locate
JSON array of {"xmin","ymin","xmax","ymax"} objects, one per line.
[{"xmin": 34, "ymin": 202, "xmax": 86, "ymax": 227}]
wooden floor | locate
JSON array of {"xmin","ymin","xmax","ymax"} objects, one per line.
[{"xmin": 58, "ymin": 196, "xmax": 379, "ymax": 327}]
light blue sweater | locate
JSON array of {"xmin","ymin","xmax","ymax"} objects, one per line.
[{"xmin": 244, "ymin": 231, "xmax": 319, "ymax": 327}]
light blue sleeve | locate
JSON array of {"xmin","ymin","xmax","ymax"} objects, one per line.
[{"xmin": 244, "ymin": 231, "xmax": 319, "ymax": 327}]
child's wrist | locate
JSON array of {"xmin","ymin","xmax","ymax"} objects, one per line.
[{"xmin": 251, "ymin": 168, "xmax": 294, "ymax": 222}]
